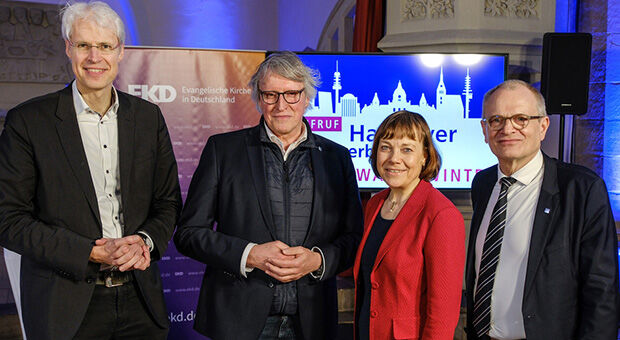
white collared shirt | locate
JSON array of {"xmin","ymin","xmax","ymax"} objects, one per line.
[
  {"xmin": 263, "ymin": 122, "xmax": 308, "ymax": 161},
  {"xmin": 474, "ymin": 150, "xmax": 544, "ymax": 340},
  {"xmin": 72, "ymin": 82, "xmax": 124, "ymax": 242}
]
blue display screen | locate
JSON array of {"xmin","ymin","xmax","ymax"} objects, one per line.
[{"xmin": 297, "ymin": 53, "xmax": 507, "ymax": 190}]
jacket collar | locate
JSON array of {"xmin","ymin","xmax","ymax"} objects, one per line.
[
  {"xmin": 257, "ymin": 116, "xmax": 317, "ymax": 149},
  {"xmin": 523, "ymin": 153, "xmax": 560, "ymax": 298},
  {"xmin": 362, "ymin": 181, "xmax": 432, "ymax": 271},
  {"xmin": 55, "ymin": 85, "xmax": 102, "ymax": 236}
]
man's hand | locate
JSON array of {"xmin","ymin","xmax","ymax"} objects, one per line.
[
  {"xmin": 265, "ymin": 246, "xmax": 322, "ymax": 283},
  {"xmin": 89, "ymin": 235, "xmax": 151, "ymax": 271},
  {"xmin": 247, "ymin": 240, "xmax": 294, "ymax": 273},
  {"xmin": 131, "ymin": 244, "xmax": 151, "ymax": 271}
]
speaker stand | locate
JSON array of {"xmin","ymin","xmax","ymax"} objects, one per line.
[{"xmin": 559, "ymin": 115, "xmax": 565, "ymax": 162}]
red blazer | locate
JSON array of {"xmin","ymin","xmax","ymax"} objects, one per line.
[{"xmin": 353, "ymin": 180, "xmax": 465, "ymax": 339}]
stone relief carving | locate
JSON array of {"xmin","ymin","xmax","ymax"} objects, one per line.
[
  {"xmin": 0, "ymin": 2, "xmax": 71, "ymax": 83},
  {"xmin": 484, "ymin": 0, "xmax": 539, "ymax": 18},
  {"xmin": 402, "ymin": 0, "xmax": 455, "ymax": 21}
]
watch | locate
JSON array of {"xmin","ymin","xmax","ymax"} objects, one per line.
[
  {"xmin": 310, "ymin": 246, "xmax": 324, "ymax": 279},
  {"xmin": 138, "ymin": 233, "xmax": 153, "ymax": 252}
]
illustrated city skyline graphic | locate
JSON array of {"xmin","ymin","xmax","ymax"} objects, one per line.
[
  {"xmin": 303, "ymin": 58, "xmax": 498, "ymax": 189},
  {"xmin": 306, "ymin": 60, "xmax": 476, "ymax": 119}
]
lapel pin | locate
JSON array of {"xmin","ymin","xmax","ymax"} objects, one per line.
[
  {"xmin": 318, "ymin": 146, "xmax": 322, "ymax": 151},
  {"xmin": 544, "ymin": 208, "xmax": 550, "ymax": 214}
]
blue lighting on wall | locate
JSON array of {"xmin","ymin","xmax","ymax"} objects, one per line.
[
  {"xmin": 174, "ymin": 2, "xmax": 239, "ymax": 49},
  {"xmin": 602, "ymin": 0, "xmax": 620, "ymax": 220},
  {"xmin": 117, "ymin": 0, "xmax": 140, "ymax": 45},
  {"xmin": 554, "ymin": 0, "xmax": 578, "ymax": 32},
  {"xmin": 556, "ymin": 0, "xmax": 620, "ymax": 221}
]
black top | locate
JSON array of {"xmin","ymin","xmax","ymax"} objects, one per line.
[
  {"xmin": 356, "ymin": 214, "xmax": 393, "ymax": 340},
  {"xmin": 261, "ymin": 125, "xmax": 315, "ymax": 315}
]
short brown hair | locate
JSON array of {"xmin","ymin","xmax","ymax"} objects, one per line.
[{"xmin": 370, "ymin": 110, "xmax": 441, "ymax": 181}]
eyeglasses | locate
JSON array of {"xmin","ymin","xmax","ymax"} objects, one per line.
[
  {"xmin": 69, "ymin": 41, "xmax": 120, "ymax": 55},
  {"xmin": 482, "ymin": 114, "xmax": 545, "ymax": 131},
  {"xmin": 259, "ymin": 88, "xmax": 304, "ymax": 104}
]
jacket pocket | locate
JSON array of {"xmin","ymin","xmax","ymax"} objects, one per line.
[
  {"xmin": 27, "ymin": 263, "xmax": 53, "ymax": 279},
  {"xmin": 392, "ymin": 317, "xmax": 419, "ymax": 339}
]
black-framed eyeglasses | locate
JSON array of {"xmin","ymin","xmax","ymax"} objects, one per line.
[
  {"xmin": 258, "ymin": 88, "xmax": 304, "ymax": 104},
  {"xmin": 482, "ymin": 114, "xmax": 545, "ymax": 131},
  {"xmin": 69, "ymin": 41, "xmax": 120, "ymax": 55}
]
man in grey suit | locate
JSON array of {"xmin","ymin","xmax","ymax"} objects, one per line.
[{"xmin": 0, "ymin": 2, "xmax": 181, "ymax": 339}]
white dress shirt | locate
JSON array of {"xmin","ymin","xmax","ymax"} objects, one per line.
[
  {"xmin": 474, "ymin": 150, "xmax": 544, "ymax": 340},
  {"xmin": 73, "ymin": 82, "xmax": 124, "ymax": 241},
  {"xmin": 72, "ymin": 82, "xmax": 153, "ymax": 258}
]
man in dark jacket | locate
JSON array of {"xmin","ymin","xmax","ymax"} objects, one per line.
[
  {"xmin": 0, "ymin": 2, "xmax": 181, "ymax": 339},
  {"xmin": 174, "ymin": 51, "xmax": 363, "ymax": 340},
  {"xmin": 466, "ymin": 79, "xmax": 619, "ymax": 340}
]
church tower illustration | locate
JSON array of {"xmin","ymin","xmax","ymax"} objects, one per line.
[
  {"xmin": 390, "ymin": 81, "xmax": 408, "ymax": 112},
  {"xmin": 436, "ymin": 67, "xmax": 447, "ymax": 109}
]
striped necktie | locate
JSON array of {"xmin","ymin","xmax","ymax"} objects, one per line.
[{"xmin": 472, "ymin": 176, "xmax": 517, "ymax": 337}]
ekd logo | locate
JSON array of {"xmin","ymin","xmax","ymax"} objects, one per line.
[{"xmin": 128, "ymin": 85, "xmax": 177, "ymax": 103}]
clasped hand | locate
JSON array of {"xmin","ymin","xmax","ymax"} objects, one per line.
[
  {"xmin": 89, "ymin": 235, "xmax": 151, "ymax": 271},
  {"xmin": 247, "ymin": 240, "xmax": 322, "ymax": 283}
]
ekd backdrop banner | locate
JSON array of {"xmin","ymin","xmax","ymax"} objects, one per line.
[{"xmin": 114, "ymin": 47, "xmax": 265, "ymax": 340}]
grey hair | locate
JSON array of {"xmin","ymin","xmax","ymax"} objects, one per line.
[
  {"xmin": 482, "ymin": 79, "xmax": 547, "ymax": 116},
  {"xmin": 249, "ymin": 51, "xmax": 320, "ymax": 111},
  {"xmin": 61, "ymin": 1, "xmax": 125, "ymax": 45}
]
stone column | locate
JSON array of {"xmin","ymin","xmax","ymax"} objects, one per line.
[
  {"xmin": 378, "ymin": 0, "xmax": 556, "ymax": 81},
  {"xmin": 574, "ymin": 1, "xmax": 606, "ymax": 175},
  {"xmin": 576, "ymin": 0, "xmax": 620, "ymax": 224}
]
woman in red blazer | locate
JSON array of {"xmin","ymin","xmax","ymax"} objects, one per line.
[{"xmin": 354, "ymin": 110, "xmax": 465, "ymax": 340}]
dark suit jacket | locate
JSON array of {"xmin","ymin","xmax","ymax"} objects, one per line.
[
  {"xmin": 353, "ymin": 181, "xmax": 465, "ymax": 339},
  {"xmin": 174, "ymin": 120, "xmax": 363, "ymax": 340},
  {"xmin": 466, "ymin": 153, "xmax": 619, "ymax": 340},
  {"xmin": 0, "ymin": 85, "xmax": 182, "ymax": 340}
]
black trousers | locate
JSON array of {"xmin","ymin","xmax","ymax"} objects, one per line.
[
  {"xmin": 73, "ymin": 281, "xmax": 168, "ymax": 340},
  {"xmin": 258, "ymin": 315, "xmax": 304, "ymax": 340}
]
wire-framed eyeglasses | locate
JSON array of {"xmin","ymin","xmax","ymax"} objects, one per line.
[
  {"xmin": 259, "ymin": 88, "xmax": 305, "ymax": 105},
  {"xmin": 482, "ymin": 114, "xmax": 545, "ymax": 131},
  {"xmin": 69, "ymin": 41, "xmax": 121, "ymax": 55}
]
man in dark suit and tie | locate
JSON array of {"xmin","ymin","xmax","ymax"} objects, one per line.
[
  {"xmin": 0, "ymin": 2, "xmax": 181, "ymax": 339},
  {"xmin": 174, "ymin": 51, "xmax": 363, "ymax": 340},
  {"xmin": 466, "ymin": 79, "xmax": 619, "ymax": 340}
]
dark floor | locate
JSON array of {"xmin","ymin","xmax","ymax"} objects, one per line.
[{"xmin": 0, "ymin": 309, "xmax": 618, "ymax": 340}]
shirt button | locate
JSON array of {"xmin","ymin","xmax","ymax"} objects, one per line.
[
  {"xmin": 371, "ymin": 282, "xmax": 379, "ymax": 289},
  {"xmin": 103, "ymin": 145, "xmax": 107, "ymax": 148},
  {"xmin": 85, "ymin": 277, "xmax": 94, "ymax": 284},
  {"xmin": 106, "ymin": 170, "xmax": 110, "ymax": 174},
  {"xmin": 108, "ymin": 194, "xmax": 112, "ymax": 197},
  {"xmin": 370, "ymin": 310, "xmax": 377, "ymax": 318},
  {"xmin": 114, "ymin": 216, "xmax": 118, "ymax": 220},
  {"xmin": 268, "ymin": 282, "xmax": 274, "ymax": 288}
]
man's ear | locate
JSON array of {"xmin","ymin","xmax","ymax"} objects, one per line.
[
  {"xmin": 118, "ymin": 44, "xmax": 125, "ymax": 61},
  {"xmin": 481, "ymin": 119, "xmax": 489, "ymax": 144},
  {"xmin": 65, "ymin": 39, "xmax": 72, "ymax": 59},
  {"xmin": 538, "ymin": 116, "xmax": 550, "ymax": 141}
]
